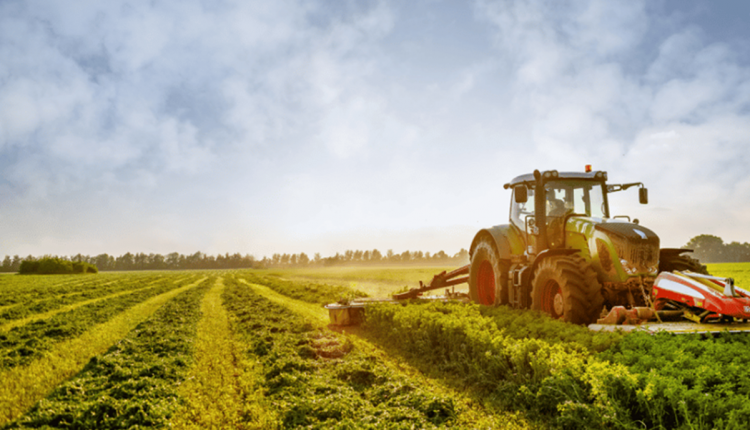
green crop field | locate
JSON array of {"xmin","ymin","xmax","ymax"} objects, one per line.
[{"xmin": 1, "ymin": 264, "xmax": 750, "ymax": 429}]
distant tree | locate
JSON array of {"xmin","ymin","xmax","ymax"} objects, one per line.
[
  {"xmin": 685, "ymin": 235, "xmax": 725, "ymax": 263},
  {"xmin": 116, "ymin": 252, "xmax": 135, "ymax": 270},
  {"xmin": 371, "ymin": 249, "xmax": 382, "ymax": 262},
  {"xmin": 94, "ymin": 254, "xmax": 113, "ymax": 271},
  {"xmin": 454, "ymin": 248, "xmax": 470, "ymax": 263},
  {"xmin": 11, "ymin": 255, "xmax": 22, "ymax": 272},
  {"xmin": 20, "ymin": 257, "xmax": 97, "ymax": 274},
  {"xmin": 434, "ymin": 250, "xmax": 448, "ymax": 261},
  {"xmin": 299, "ymin": 253, "xmax": 310, "ymax": 265}
]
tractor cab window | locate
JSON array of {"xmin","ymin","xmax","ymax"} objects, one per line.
[
  {"xmin": 510, "ymin": 186, "xmax": 534, "ymax": 230},
  {"xmin": 547, "ymin": 180, "xmax": 608, "ymax": 219},
  {"xmin": 510, "ymin": 180, "xmax": 609, "ymax": 234},
  {"xmin": 545, "ymin": 187, "xmax": 571, "ymax": 218}
]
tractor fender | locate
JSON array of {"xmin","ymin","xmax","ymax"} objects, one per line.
[
  {"xmin": 530, "ymin": 249, "xmax": 580, "ymax": 277},
  {"xmin": 470, "ymin": 225, "xmax": 517, "ymax": 260}
]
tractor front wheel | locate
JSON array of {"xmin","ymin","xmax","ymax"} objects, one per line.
[
  {"xmin": 531, "ymin": 255, "xmax": 603, "ymax": 324},
  {"xmin": 469, "ymin": 238, "xmax": 509, "ymax": 306}
]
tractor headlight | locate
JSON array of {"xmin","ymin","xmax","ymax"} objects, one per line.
[
  {"xmin": 620, "ymin": 259, "xmax": 657, "ymax": 275},
  {"xmin": 620, "ymin": 258, "xmax": 638, "ymax": 275}
]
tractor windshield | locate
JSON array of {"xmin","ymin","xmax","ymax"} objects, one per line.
[
  {"xmin": 510, "ymin": 179, "xmax": 608, "ymax": 230},
  {"xmin": 546, "ymin": 180, "xmax": 608, "ymax": 219}
]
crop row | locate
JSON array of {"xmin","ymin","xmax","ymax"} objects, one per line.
[
  {"xmin": 0, "ymin": 272, "xmax": 172, "ymax": 306},
  {"xmin": 0, "ymin": 275, "xmax": 200, "ymax": 370},
  {"xmin": 0, "ymin": 276, "xmax": 105, "ymax": 306},
  {"xmin": 4, "ymin": 277, "xmax": 213, "ymax": 429},
  {"xmin": 222, "ymin": 276, "xmax": 460, "ymax": 429},
  {"xmin": 0, "ymin": 274, "xmax": 176, "ymax": 325},
  {"xmin": 170, "ymin": 276, "xmax": 273, "ymax": 429},
  {"xmin": 365, "ymin": 300, "xmax": 750, "ymax": 429},
  {"xmin": 233, "ymin": 272, "xmax": 367, "ymax": 305}
]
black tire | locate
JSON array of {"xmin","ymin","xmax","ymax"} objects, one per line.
[
  {"xmin": 530, "ymin": 255, "xmax": 603, "ymax": 324},
  {"xmin": 469, "ymin": 237, "xmax": 509, "ymax": 306},
  {"xmin": 659, "ymin": 252, "xmax": 709, "ymax": 275}
]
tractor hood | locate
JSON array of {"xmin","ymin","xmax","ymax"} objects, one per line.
[
  {"xmin": 593, "ymin": 219, "xmax": 660, "ymax": 276},
  {"xmin": 565, "ymin": 217, "xmax": 660, "ymax": 278},
  {"xmin": 565, "ymin": 216, "xmax": 658, "ymax": 243},
  {"xmin": 594, "ymin": 221, "xmax": 659, "ymax": 246}
]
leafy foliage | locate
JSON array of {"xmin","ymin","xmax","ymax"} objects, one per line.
[
  {"xmin": 480, "ymin": 305, "xmax": 623, "ymax": 353},
  {"xmin": 0, "ymin": 275, "xmax": 165, "ymax": 324},
  {"xmin": 5, "ymin": 278, "xmax": 212, "ymax": 429},
  {"xmin": 365, "ymin": 299, "xmax": 750, "ymax": 429},
  {"xmin": 595, "ymin": 331, "xmax": 750, "ymax": 429},
  {"xmin": 235, "ymin": 272, "xmax": 367, "ymax": 305},
  {"xmin": 0, "ymin": 279, "xmax": 183, "ymax": 369},
  {"xmin": 223, "ymin": 277, "xmax": 458, "ymax": 429},
  {"xmin": 19, "ymin": 258, "xmax": 97, "ymax": 275}
]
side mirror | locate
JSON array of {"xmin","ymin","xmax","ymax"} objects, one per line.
[
  {"xmin": 514, "ymin": 185, "xmax": 528, "ymax": 203},
  {"xmin": 639, "ymin": 188, "xmax": 648, "ymax": 204}
]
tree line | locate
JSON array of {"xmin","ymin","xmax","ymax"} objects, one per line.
[
  {"xmin": 685, "ymin": 234, "xmax": 750, "ymax": 263},
  {"xmin": 5, "ymin": 233, "xmax": 742, "ymax": 273},
  {"xmin": 0, "ymin": 248, "xmax": 471, "ymax": 273}
]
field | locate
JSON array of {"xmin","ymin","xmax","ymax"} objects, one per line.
[{"xmin": 0, "ymin": 263, "xmax": 748, "ymax": 429}]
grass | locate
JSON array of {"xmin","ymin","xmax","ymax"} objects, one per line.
[
  {"xmin": 706, "ymin": 262, "xmax": 750, "ymax": 286},
  {"xmin": 233, "ymin": 271, "xmax": 532, "ymax": 429},
  {"xmin": 5, "ymin": 278, "xmax": 212, "ymax": 429},
  {"xmin": 0, "ymin": 281, "xmax": 169, "ymax": 332},
  {"xmin": 0, "ymin": 276, "xmax": 208, "ymax": 426},
  {"xmin": 0, "ymin": 277, "xmax": 194, "ymax": 369},
  {"xmin": 236, "ymin": 279, "xmax": 329, "ymax": 326},
  {"xmin": 4, "ymin": 263, "xmax": 750, "ymax": 428},
  {"xmin": 259, "ymin": 266, "xmax": 461, "ymax": 298},
  {"xmin": 170, "ymin": 277, "xmax": 273, "ymax": 429}
]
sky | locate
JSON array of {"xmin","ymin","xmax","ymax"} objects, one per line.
[{"xmin": 2, "ymin": 0, "xmax": 750, "ymax": 259}]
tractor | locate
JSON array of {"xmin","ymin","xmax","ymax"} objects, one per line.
[
  {"xmin": 325, "ymin": 167, "xmax": 739, "ymax": 329},
  {"xmin": 467, "ymin": 168, "xmax": 707, "ymax": 324}
]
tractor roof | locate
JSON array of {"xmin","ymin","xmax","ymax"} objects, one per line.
[{"xmin": 504, "ymin": 171, "xmax": 607, "ymax": 189}]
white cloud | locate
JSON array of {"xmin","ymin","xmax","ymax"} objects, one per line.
[{"xmin": 2, "ymin": 0, "xmax": 750, "ymax": 257}]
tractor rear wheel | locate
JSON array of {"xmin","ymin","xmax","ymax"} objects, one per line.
[
  {"xmin": 531, "ymin": 255, "xmax": 603, "ymax": 324},
  {"xmin": 659, "ymin": 252, "xmax": 709, "ymax": 275},
  {"xmin": 469, "ymin": 238, "xmax": 509, "ymax": 306}
]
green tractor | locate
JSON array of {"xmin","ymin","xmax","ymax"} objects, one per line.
[{"xmin": 468, "ymin": 168, "xmax": 706, "ymax": 324}]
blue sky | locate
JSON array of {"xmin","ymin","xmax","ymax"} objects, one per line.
[{"xmin": 2, "ymin": 0, "xmax": 750, "ymax": 258}]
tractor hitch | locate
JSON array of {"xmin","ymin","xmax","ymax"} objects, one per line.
[{"xmin": 391, "ymin": 265, "xmax": 469, "ymax": 300}]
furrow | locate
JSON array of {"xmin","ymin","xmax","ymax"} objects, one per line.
[
  {"xmin": 0, "ymin": 276, "xmax": 208, "ymax": 425},
  {"xmin": 170, "ymin": 277, "xmax": 272, "ymax": 429},
  {"xmin": 0, "ymin": 282, "xmax": 166, "ymax": 332}
]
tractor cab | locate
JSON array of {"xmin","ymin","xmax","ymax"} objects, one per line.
[{"xmin": 506, "ymin": 170, "xmax": 611, "ymax": 254}]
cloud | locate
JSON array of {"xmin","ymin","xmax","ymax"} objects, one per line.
[
  {"xmin": 0, "ymin": 0, "xmax": 400, "ymax": 255},
  {"xmin": 471, "ymin": 0, "xmax": 750, "ymax": 246},
  {"xmin": 2, "ymin": 0, "xmax": 750, "ymax": 257}
]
